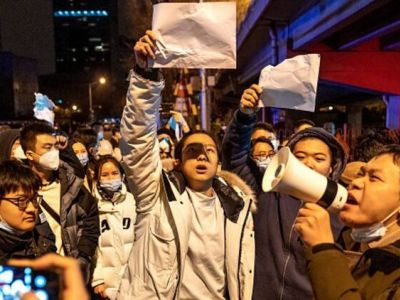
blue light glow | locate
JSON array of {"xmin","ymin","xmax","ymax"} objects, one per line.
[
  {"xmin": 35, "ymin": 290, "xmax": 49, "ymax": 300},
  {"xmin": 34, "ymin": 275, "xmax": 47, "ymax": 288},
  {"xmin": 54, "ymin": 10, "xmax": 109, "ymax": 17}
]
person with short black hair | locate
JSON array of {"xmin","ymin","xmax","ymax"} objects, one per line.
[
  {"xmin": 252, "ymin": 122, "xmax": 275, "ymax": 139},
  {"xmin": 0, "ymin": 160, "xmax": 56, "ymax": 263},
  {"xmin": 296, "ymin": 144, "xmax": 400, "ymax": 299},
  {"xmin": 251, "ymin": 122, "xmax": 279, "ymax": 150},
  {"xmin": 20, "ymin": 122, "xmax": 100, "ymax": 282},
  {"xmin": 353, "ymin": 130, "xmax": 392, "ymax": 162},
  {"xmin": 294, "ymin": 119, "xmax": 315, "ymax": 133},
  {"xmin": 249, "ymin": 137, "xmax": 276, "ymax": 172},
  {"xmin": 118, "ymin": 31, "xmax": 256, "ymax": 300}
]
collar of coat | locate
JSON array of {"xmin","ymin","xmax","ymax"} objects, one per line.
[
  {"xmin": 342, "ymin": 228, "xmax": 400, "ymax": 276},
  {"xmin": 163, "ymin": 170, "xmax": 256, "ymax": 223},
  {"xmin": 363, "ymin": 240, "xmax": 400, "ymax": 276},
  {"xmin": 0, "ymin": 227, "xmax": 36, "ymax": 254}
]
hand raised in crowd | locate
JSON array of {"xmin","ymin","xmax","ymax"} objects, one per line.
[
  {"xmin": 8, "ymin": 253, "xmax": 89, "ymax": 300},
  {"xmin": 170, "ymin": 110, "xmax": 190, "ymax": 133},
  {"xmin": 55, "ymin": 134, "xmax": 68, "ymax": 151},
  {"xmin": 134, "ymin": 30, "xmax": 157, "ymax": 68},
  {"xmin": 294, "ymin": 202, "xmax": 334, "ymax": 247},
  {"xmin": 240, "ymin": 84, "xmax": 263, "ymax": 114}
]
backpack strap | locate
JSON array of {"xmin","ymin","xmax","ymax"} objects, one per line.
[{"xmin": 41, "ymin": 200, "xmax": 61, "ymax": 225}]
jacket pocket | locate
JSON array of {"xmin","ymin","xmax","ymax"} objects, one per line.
[{"xmin": 147, "ymin": 215, "xmax": 177, "ymax": 289}]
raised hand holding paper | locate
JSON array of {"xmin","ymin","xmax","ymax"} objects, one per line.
[
  {"xmin": 150, "ymin": 2, "xmax": 236, "ymax": 69},
  {"xmin": 258, "ymin": 54, "xmax": 320, "ymax": 112}
]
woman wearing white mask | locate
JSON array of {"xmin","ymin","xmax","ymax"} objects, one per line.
[
  {"xmin": 0, "ymin": 129, "xmax": 27, "ymax": 161},
  {"xmin": 91, "ymin": 156, "xmax": 136, "ymax": 300},
  {"xmin": 72, "ymin": 139, "xmax": 94, "ymax": 192},
  {"xmin": 295, "ymin": 144, "xmax": 400, "ymax": 299}
]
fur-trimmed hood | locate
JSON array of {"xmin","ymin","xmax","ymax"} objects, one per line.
[
  {"xmin": 166, "ymin": 169, "xmax": 257, "ymax": 217},
  {"xmin": 217, "ymin": 170, "xmax": 257, "ymax": 213}
]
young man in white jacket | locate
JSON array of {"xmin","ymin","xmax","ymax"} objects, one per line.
[{"xmin": 118, "ymin": 31, "xmax": 255, "ymax": 300}]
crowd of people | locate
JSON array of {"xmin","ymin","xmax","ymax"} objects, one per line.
[{"xmin": 0, "ymin": 30, "xmax": 399, "ymax": 300}]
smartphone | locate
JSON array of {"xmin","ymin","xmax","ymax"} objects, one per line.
[{"xmin": 0, "ymin": 265, "xmax": 59, "ymax": 300}]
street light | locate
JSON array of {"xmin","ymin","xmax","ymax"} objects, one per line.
[{"xmin": 88, "ymin": 77, "xmax": 107, "ymax": 122}]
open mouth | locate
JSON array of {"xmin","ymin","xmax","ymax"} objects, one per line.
[
  {"xmin": 346, "ymin": 194, "xmax": 358, "ymax": 205},
  {"xmin": 195, "ymin": 164, "xmax": 208, "ymax": 172}
]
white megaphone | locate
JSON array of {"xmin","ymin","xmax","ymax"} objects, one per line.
[{"xmin": 262, "ymin": 147, "xmax": 347, "ymax": 212}]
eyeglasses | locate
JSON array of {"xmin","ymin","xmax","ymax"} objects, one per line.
[
  {"xmin": 251, "ymin": 150, "xmax": 275, "ymax": 160},
  {"xmin": 1, "ymin": 194, "xmax": 43, "ymax": 211}
]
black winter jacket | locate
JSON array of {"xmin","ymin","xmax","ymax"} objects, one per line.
[
  {"xmin": 0, "ymin": 223, "xmax": 56, "ymax": 263},
  {"xmin": 45, "ymin": 161, "xmax": 100, "ymax": 281}
]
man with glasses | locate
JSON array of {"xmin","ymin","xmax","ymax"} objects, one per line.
[
  {"xmin": 0, "ymin": 160, "xmax": 56, "ymax": 263},
  {"xmin": 20, "ymin": 122, "xmax": 100, "ymax": 282},
  {"xmin": 250, "ymin": 137, "xmax": 276, "ymax": 172}
]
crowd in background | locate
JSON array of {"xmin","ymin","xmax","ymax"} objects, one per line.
[{"xmin": 0, "ymin": 30, "xmax": 399, "ymax": 300}]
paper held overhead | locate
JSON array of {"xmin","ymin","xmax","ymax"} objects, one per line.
[
  {"xmin": 258, "ymin": 54, "xmax": 321, "ymax": 112},
  {"xmin": 149, "ymin": 2, "xmax": 236, "ymax": 69}
]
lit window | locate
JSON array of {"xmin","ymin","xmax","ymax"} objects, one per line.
[{"xmin": 89, "ymin": 38, "xmax": 102, "ymax": 42}]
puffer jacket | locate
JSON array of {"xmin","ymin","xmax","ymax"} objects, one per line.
[
  {"xmin": 306, "ymin": 229, "xmax": 400, "ymax": 299},
  {"xmin": 53, "ymin": 161, "xmax": 100, "ymax": 281},
  {"xmin": 91, "ymin": 183, "xmax": 136, "ymax": 300},
  {"xmin": 222, "ymin": 109, "xmax": 346, "ymax": 300},
  {"xmin": 118, "ymin": 70, "xmax": 256, "ymax": 300}
]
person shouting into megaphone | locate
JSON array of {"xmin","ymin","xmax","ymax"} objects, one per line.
[
  {"xmin": 222, "ymin": 84, "xmax": 347, "ymax": 300},
  {"xmin": 294, "ymin": 144, "xmax": 400, "ymax": 299}
]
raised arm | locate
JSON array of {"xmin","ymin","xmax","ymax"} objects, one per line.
[
  {"xmin": 222, "ymin": 84, "xmax": 262, "ymax": 193},
  {"xmin": 120, "ymin": 31, "xmax": 165, "ymax": 213}
]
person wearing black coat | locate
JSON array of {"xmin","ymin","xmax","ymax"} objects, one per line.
[
  {"xmin": 19, "ymin": 122, "xmax": 100, "ymax": 283},
  {"xmin": 0, "ymin": 160, "xmax": 56, "ymax": 263}
]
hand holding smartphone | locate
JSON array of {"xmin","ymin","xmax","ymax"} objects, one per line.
[{"xmin": 3, "ymin": 254, "xmax": 88, "ymax": 300}]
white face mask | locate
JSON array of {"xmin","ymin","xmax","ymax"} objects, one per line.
[
  {"xmin": 351, "ymin": 207, "xmax": 400, "ymax": 243},
  {"xmin": 159, "ymin": 138, "xmax": 171, "ymax": 154},
  {"xmin": 77, "ymin": 152, "xmax": 89, "ymax": 166},
  {"xmin": 38, "ymin": 149, "xmax": 60, "ymax": 171},
  {"xmin": 270, "ymin": 138, "xmax": 280, "ymax": 151},
  {"xmin": 0, "ymin": 218, "xmax": 26, "ymax": 235},
  {"xmin": 13, "ymin": 145, "xmax": 27, "ymax": 160},
  {"xmin": 100, "ymin": 179, "xmax": 122, "ymax": 192},
  {"xmin": 253, "ymin": 156, "xmax": 272, "ymax": 172}
]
